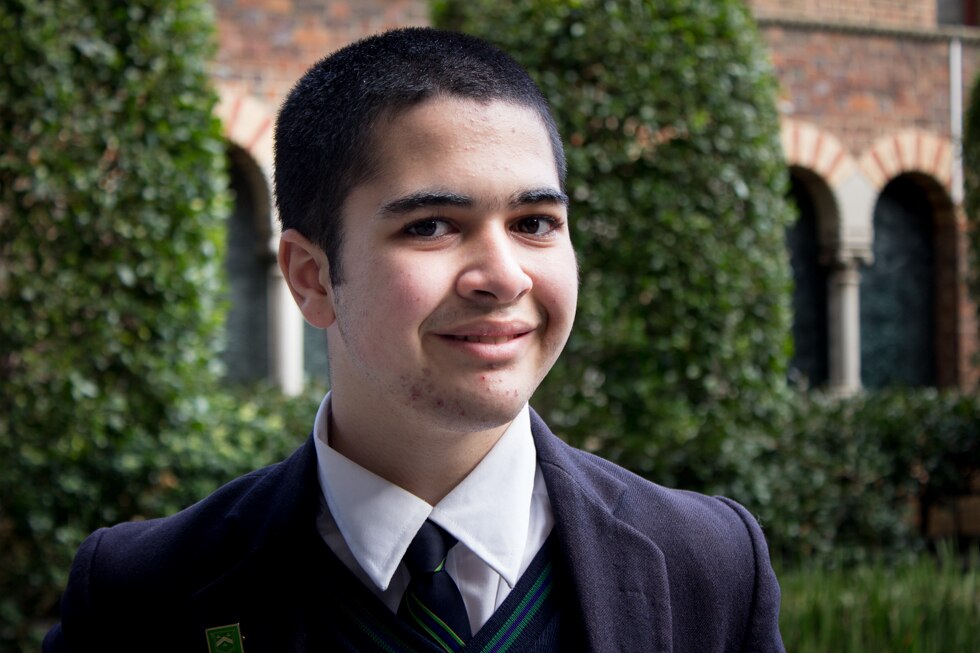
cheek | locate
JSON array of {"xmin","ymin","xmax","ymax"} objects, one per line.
[
  {"xmin": 370, "ymin": 258, "xmax": 448, "ymax": 321},
  {"xmin": 548, "ymin": 279, "xmax": 579, "ymax": 335},
  {"xmin": 533, "ymin": 255, "xmax": 579, "ymax": 334}
]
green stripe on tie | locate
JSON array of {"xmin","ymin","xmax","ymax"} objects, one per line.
[{"xmin": 407, "ymin": 594, "xmax": 460, "ymax": 653}]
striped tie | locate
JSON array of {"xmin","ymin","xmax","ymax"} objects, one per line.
[{"xmin": 398, "ymin": 520, "xmax": 472, "ymax": 652}]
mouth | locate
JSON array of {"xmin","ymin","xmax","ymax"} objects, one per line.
[
  {"xmin": 433, "ymin": 322, "xmax": 536, "ymax": 363},
  {"xmin": 434, "ymin": 320, "xmax": 537, "ymax": 352},
  {"xmin": 448, "ymin": 334, "xmax": 523, "ymax": 344}
]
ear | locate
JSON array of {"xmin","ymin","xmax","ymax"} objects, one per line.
[{"xmin": 278, "ymin": 229, "xmax": 336, "ymax": 328}]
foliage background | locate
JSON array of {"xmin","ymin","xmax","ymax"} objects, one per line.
[
  {"xmin": 963, "ymin": 71, "xmax": 980, "ymax": 322},
  {"xmin": 0, "ymin": 0, "xmax": 267, "ymax": 648},
  {"xmin": 778, "ymin": 544, "xmax": 980, "ymax": 653}
]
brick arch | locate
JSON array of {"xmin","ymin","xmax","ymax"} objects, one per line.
[
  {"xmin": 858, "ymin": 129, "xmax": 952, "ymax": 193},
  {"xmin": 780, "ymin": 118, "xmax": 857, "ymax": 188},
  {"xmin": 214, "ymin": 83, "xmax": 277, "ymax": 252},
  {"xmin": 215, "ymin": 83, "xmax": 275, "ymax": 179}
]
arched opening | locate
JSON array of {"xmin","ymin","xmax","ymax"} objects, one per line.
[
  {"xmin": 785, "ymin": 167, "xmax": 833, "ymax": 389},
  {"xmin": 223, "ymin": 145, "xmax": 273, "ymax": 384},
  {"xmin": 860, "ymin": 173, "xmax": 955, "ymax": 388}
]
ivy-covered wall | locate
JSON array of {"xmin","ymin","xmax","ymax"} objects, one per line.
[
  {"xmin": 0, "ymin": 0, "xmax": 229, "ymax": 647},
  {"xmin": 963, "ymin": 71, "xmax": 980, "ymax": 319}
]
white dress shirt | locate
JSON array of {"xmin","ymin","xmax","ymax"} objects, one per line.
[{"xmin": 312, "ymin": 392, "xmax": 554, "ymax": 635}]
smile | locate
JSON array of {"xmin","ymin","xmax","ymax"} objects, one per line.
[
  {"xmin": 435, "ymin": 329, "xmax": 532, "ymax": 364},
  {"xmin": 437, "ymin": 319, "xmax": 536, "ymax": 344},
  {"xmin": 450, "ymin": 335, "xmax": 520, "ymax": 344}
]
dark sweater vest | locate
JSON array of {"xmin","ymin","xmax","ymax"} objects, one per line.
[{"xmin": 312, "ymin": 534, "xmax": 575, "ymax": 652}]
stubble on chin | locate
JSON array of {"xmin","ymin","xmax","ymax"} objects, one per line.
[{"xmin": 398, "ymin": 367, "xmax": 533, "ymax": 435}]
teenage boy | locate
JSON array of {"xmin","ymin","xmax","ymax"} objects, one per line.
[{"xmin": 44, "ymin": 27, "xmax": 784, "ymax": 653}]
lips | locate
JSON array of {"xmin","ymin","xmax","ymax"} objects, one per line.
[
  {"xmin": 450, "ymin": 335, "xmax": 519, "ymax": 344},
  {"xmin": 437, "ymin": 320, "xmax": 536, "ymax": 343}
]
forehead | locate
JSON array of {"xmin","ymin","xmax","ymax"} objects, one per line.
[{"xmin": 364, "ymin": 97, "xmax": 561, "ymax": 194}]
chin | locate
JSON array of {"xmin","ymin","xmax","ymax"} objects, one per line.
[{"xmin": 422, "ymin": 391, "xmax": 530, "ymax": 434}]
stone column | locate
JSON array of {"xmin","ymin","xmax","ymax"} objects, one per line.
[{"xmin": 827, "ymin": 258, "xmax": 862, "ymax": 395}]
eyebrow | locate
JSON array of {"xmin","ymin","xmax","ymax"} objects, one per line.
[
  {"xmin": 378, "ymin": 187, "xmax": 568, "ymax": 216},
  {"xmin": 510, "ymin": 188, "xmax": 569, "ymax": 208},
  {"xmin": 378, "ymin": 190, "xmax": 472, "ymax": 216}
]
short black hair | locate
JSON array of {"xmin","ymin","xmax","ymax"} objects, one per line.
[{"xmin": 273, "ymin": 27, "xmax": 566, "ymax": 285}]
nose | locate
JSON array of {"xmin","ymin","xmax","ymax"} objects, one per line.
[{"xmin": 456, "ymin": 230, "xmax": 532, "ymax": 304}]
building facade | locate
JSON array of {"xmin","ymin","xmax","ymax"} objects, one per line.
[
  {"xmin": 213, "ymin": 0, "xmax": 980, "ymax": 395},
  {"xmin": 748, "ymin": 0, "xmax": 980, "ymax": 394}
]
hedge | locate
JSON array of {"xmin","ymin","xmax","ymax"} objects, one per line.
[
  {"xmin": 434, "ymin": 0, "xmax": 796, "ymax": 492},
  {"xmin": 0, "ymin": 0, "xmax": 228, "ymax": 648},
  {"xmin": 727, "ymin": 389, "xmax": 980, "ymax": 566},
  {"xmin": 962, "ymin": 72, "xmax": 980, "ymax": 316}
]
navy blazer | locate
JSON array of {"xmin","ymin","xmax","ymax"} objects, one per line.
[{"xmin": 44, "ymin": 411, "xmax": 784, "ymax": 652}]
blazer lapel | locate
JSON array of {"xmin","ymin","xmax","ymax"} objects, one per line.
[{"xmin": 532, "ymin": 412, "xmax": 673, "ymax": 653}]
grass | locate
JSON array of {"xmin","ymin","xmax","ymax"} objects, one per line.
[{"xmin": 778, "ymin": 545, "xmax": 980, "ymax": 653}]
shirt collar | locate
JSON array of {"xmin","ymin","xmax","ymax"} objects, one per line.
[{"xmin": 313, "ymin": 392, "xmax": 536, "ymax": 592}]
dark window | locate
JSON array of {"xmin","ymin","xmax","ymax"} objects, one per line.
[
  {"xmin": 937, "ymin": 0, "xmax": 978, "ymax": 26},
  {"xmin": 223, "ymin": 151, "xmax": 271, "ymax": 383},
  {"xmin": 786, "ymin": 174, "xmax": 830, "ymax": 388},
  {"xmin": 860, "ymin": 178, "xmax": 936, "ymax": 388}
]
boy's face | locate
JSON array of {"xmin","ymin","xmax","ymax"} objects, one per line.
[{"xmin": 325, "ymin": 97, "xmax": 578, "ymax": 433}]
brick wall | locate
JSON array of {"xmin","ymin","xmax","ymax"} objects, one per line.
[
  {"xmin": 747, "ymin": 0, "xmax": 937, "ymax": 29},
  {"xmin": 212, "ymin": 0, "xmax": 429, "ymax": 107},
  {"xmin": 762, "ymin": 26, "xmax": 952, "ymax": 154}
]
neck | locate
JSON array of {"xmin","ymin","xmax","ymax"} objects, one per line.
[{"xmin": 327, "ymin": 393, "xmax": 511, "ymax": 504}]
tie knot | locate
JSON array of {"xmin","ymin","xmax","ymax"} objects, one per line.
[{"xmin": 404, "ymin": 520, "xmax": 457, "ymax": 575}]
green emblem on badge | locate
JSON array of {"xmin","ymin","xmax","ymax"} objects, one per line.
[{"xmin": 205, "ymin": 623, "xmax": 244, "ymax": 653}]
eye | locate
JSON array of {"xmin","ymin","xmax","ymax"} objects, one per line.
[
  {"xmin": 512, "ymin": 216, "xmax": 561, "ymax": 236},
  {"xmin": 404, "ymin": 218, "xmax": 452, "ymax": 238}
]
